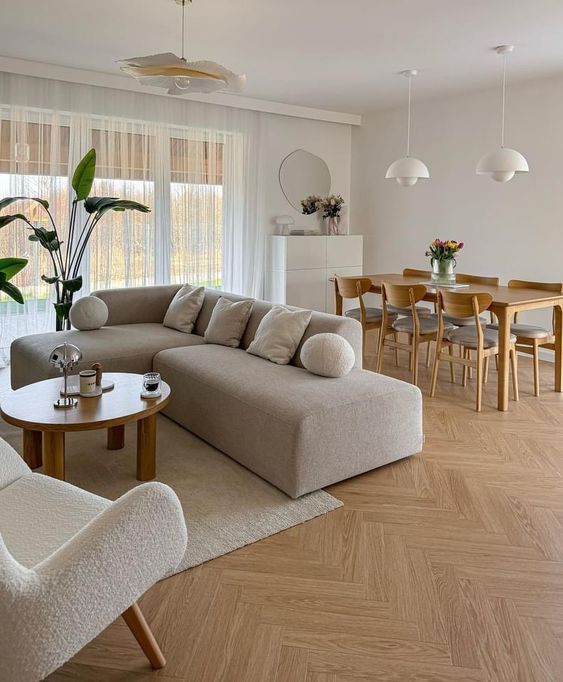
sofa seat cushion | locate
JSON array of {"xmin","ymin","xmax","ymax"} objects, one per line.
[
  {"xmin": 0, "ymin": 473, "xmax": 109, "ymax": 568},
  {"xmin": 10, "ymin": 323, "xmax": 205, "ymax": 389},
  {"xmin": 154, "ymin": 344, "xmax": 422, "ymax": 498}
]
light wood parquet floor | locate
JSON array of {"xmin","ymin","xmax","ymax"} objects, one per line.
[{"xmin": 20, "ymin": 340, "xmax": 563, "ymax": 681}]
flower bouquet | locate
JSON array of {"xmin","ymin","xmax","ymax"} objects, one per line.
[{"xmin": 425, "ymin": 239, "xmax": 464, "ymax": 284}]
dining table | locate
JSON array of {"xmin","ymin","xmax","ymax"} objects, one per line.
[{"xmin": 335, "ymin": 273, "xmax": 563, "ymax": 412}]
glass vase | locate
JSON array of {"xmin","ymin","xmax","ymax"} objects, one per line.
[
  {"xmin": 325, "ymin": 216, "xmax": 340, "ymax": 236},
  {"xmin": 431, "ymin": 259, "xmax": 456, "ymax": 285}
]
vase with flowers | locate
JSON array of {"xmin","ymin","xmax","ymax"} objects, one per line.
[
  {"xmin": 320, "ymin": 195, "xmax": 345, "ymax": 235},
  {"xmin": 425, "ymin": 239, "xmax": 464, "ymax": 285}
]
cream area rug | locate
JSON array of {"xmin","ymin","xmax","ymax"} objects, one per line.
[{"xmin": 0, "ymin": 415, "xmax": 342, "ymax": 574}]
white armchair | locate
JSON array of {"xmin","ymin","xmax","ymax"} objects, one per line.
[{"xmin": 0, "ymin": 436, "xmax": 187, "ymax": 682}]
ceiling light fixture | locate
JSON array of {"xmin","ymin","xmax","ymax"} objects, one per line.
[
  {"xmin": 385, "ymin": 69, "xmax": 430, "ymax": 187},
  {"xmin": 476, "ymin": 45, "xmax": 528, "ymax": 182},
  {"xmin": 118, "ymin": 0, "xmax": 246, "ymax": 96}
]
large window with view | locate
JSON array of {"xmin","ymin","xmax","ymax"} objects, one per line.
[{"xmin": 0, "ymin": 108, "xmax": 228, "ymax": 364}]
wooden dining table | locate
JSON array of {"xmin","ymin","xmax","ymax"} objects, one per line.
[{"xmin": 337, "ymin": 273, "xmax": 563, "ymax": 412}]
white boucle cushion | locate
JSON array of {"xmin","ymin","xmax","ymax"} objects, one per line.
[
  {"xmin": 300, "ymin": 333, "xmax": 355, "ymax": 377},
  {"xmin": 70, "ymin": 296, "xmax": 109, "ymax": 330},
  {"xmin": 247, "ymin": 305, "xmax": 312, "ymax": 365},
  {"xmin": 163, "ymin": 284, "xmax": 205, "ymax": 333}
]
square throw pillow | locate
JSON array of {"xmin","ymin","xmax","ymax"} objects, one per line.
[
  {"xmin": 247, "ymin": 305, "xmax": 312, "ymax": 365},
  {"xmin": 163, "ymin": 284, "xmax": 205, "ymax": 333},
  {"xmin": 204, "ymin": 297, "xmax": 254, "ymax": 347}
]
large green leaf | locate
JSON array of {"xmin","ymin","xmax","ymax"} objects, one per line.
[
  {"xmin": 62, "ymin": 275, "xmax": 83, "ymax": 293},
  {"xmin": 28, "ymin": 227, "xmax": 61, "ymax": 252},
  {"xmin": 84, "ymin": 196, "xmax": 119, "ymax": 214},
  {"xmin": 0, "ymin": 281, "xmax": 24, "ymax": 304},
  {"xmin": 0, "ymin": 197, "xmax": 49, "ymax": 210},
  {"xmin": 72, "ymin": 148, "xmax": 96, "ymax": 201},
  {"xmin": 0, "ymin": 257, "xmax": 28, "ymax": 281},
  {"xmin": 54, "ymin": 301, "xmax": 72, "ymax": 321},
  {"xmin": 0, "ymin": 214, "xmax": 26, "ymax": 228},
  {"xmin": 92, "ymin": 198, "xmax": 151, "ymax": 218}
]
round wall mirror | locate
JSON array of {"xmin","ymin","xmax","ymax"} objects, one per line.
[{"xmin": 279, "ymin": 149, "xmax": 331, "ymax": 212}]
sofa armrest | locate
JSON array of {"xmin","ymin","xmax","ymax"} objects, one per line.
[
  {"xmin": 92, "ymin": 285, "xmax": 182, "ymax": 326},
  {"xmin": 0, "ymin": 482, "xmax": 187, "ymax": 682}
]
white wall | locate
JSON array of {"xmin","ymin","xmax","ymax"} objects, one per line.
[
  {"xmin": 260, "ymin": 114, "xmax": 352, "ymax": 234},
  {"xmin": 352, "ymin": 73, "xmax": 563, "ymax": 330}
]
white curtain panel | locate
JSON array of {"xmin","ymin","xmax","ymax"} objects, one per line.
[{"xmin": 0, "ymin": 72, "xmax": 263, "ymax": 363}]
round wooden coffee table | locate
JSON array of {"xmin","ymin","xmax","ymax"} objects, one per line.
[{"xmin": 0, "ymin": 372, "xmax": 171, "ymax": 481}]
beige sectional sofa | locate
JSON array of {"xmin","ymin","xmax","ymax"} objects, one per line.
[{"xmin": 10, "ymin": 285, "xmax": 423, "ymax": 498}]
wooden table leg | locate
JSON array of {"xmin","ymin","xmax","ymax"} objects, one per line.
[
  {"xmin": 137, "ymin": 414, "xmax": 156, "ymax": 481},
  {"xmin": 23, "ymin": 429, "xmax": 42, "ymax": 469},
  {"xmin": 554, "ymin": 304, "xmax": 563, "ymax": 392},
  {"xmin": 497, "ymin": 307, "xmax": 512, "ymax": 411},
  {"xmin": 43, "ymin": 431, "xmax": 65, "ymax": 480},
  {"xmin": 107, "ymin": 424, "xmax": 125, "ymax": 450}
]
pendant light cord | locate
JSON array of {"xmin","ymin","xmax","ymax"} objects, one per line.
[
  {"xmin": 181, "ymin": 0, "xmax": 186, "ymax": 61},
  {"xmin": 406, "ymin": 75, "xmax": 412, "ymax": 157},
  {"xmin": 501, "ymin": 52, "xmax": 507, "ymax": 148}
]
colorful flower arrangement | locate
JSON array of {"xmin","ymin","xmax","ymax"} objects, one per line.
[
  {"xmin": 301, "ymin": 194, "xmax": 345, "ymax": 218},
  {"xmin": 425, "ymin": 239, "xmax": 464, "ymax": 263}
]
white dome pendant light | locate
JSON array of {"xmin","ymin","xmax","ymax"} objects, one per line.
[
  {"xmin": 386, "ymin": 70, "xmax": 430, "ymax": 187},
  {"xmin": 477, "ymin": 45, "xmax": 528, "ymax": 182}
]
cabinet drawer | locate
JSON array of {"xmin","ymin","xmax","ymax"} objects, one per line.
[
  {"xmin": 326, "ymin": 235, "xmax": 363, "ymax": 268},
  {"xmin": 286, "ymin": 269, "xmax": 326, "ymax": 312},
  {"xmin": 285, "ymin": 236, "xmax": 326, "ymax": 270}
]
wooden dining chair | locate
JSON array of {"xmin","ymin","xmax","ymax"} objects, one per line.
[
  {"xmin": 334, "ymin": 276, "xmax": 396, "ymax": 367},
  {"xmin": 377, "ymin": 282, "xmax": 453, "ymax": 385},
  {"xmin": 431, "ymin": 290, "xmax": 519, "ymax": 412},
  {"xmin": 487, "ymin": 279, "xmax": 563, "ymax": 396},
  {"xmin": 385, "ymin": 268, "xmax": 433, "ymax": 318}
]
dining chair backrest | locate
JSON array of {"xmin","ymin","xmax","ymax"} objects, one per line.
[
  {"xmin": 455, "ymin": 273, "xmax": 500, "ymax": 286},
  {"xmin": 438, "ymin": 290, "xmax": 493, "ymax": 321},
  {"xmin": 507, "ymin": 279, "xmax": 563, "ymax": 293},
  {"xmin": 335, "ymin": 276, "xmax": 373, "ymax": 299},
  {"xmin": 402, "ymin": 268, "xmax": 431, "ymax": 279},
  {"xmin": 382, "ymin": 281, "xmax": 427, "ymax": 314}
]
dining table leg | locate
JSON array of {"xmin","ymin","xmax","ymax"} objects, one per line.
[
  {"xmin": 554, "ymin": 303, "xmax": 563, "ymax": 392},
  {"xmin": 497, "ymin": 307, "xmax": 512, "ymax": 411}
]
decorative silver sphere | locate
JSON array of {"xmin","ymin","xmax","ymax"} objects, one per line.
[{"xmin": 49, "ymin": 342, "xmax": 82, "ymax": 408}]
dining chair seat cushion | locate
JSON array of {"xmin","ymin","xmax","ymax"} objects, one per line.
[
  {"xmin": 487, "ymin": 323, "xmax": 551, "ymax": 339},
  {"xmin": 446, "ymin": 326, "xmax": 516, "ymax": 349},
  {"xmin": 387, "ymin": 304, "xmax": 432, "ymax": 317},
  {"xmin": 444, "ymin": 314, "xmax": 488, "ymax": 327},
  {"xmin": 345, "ymin": 307, "xmax": 385, "ymax": 323},
  {"xmin": 392, "ymin": 314, "xmax": 453, "ymax": 335}
]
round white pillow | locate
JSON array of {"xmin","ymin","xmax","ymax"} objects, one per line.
[
  {"xmin": 300, "ymin": 333, "xmax": 356, "ymax": 378},
  {"xmin": 69, "ymin": 296, "xmax": 109, "ymax": 331}
]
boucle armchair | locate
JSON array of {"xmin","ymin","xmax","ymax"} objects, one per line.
[{"xmin": 0, "ymin": 437, "xmax": 187, "ymax": 682}]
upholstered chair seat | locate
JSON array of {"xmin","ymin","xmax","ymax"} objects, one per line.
[
  {"xmin": 487, "ymin": 322, "xmax": 551, "ymax": 339},
  {"xmin": 345, "ymin": 307, "xmax": 397, "ymax": 324},
  {"xmin": 446, "ymin": 326, "xmax": 516, "ymax": 350},
  {"xmin": 392, "ymin": 314, "xmax": 454, "ymax": 335},
  {"xmin": 0, "ymin": 437, "xmax": 187, "ymax": 682},
  {"xmin": 388, "ymin": 304, "xmax": 432, "ymax": 317}
]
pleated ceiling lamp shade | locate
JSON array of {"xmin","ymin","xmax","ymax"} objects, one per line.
[
  {"xmin": 118, "ymin": 0, "xmax": 246, "ymax": 96},
  {"xmin": 476, "ymin": 45, "xmax": 528, "ymax": 182},
  {"xmin": 385, "ymin": 69, "xmax": 430, "ymax": 187}
]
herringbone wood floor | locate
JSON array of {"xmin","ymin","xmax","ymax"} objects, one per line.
[{"xmin": 22, "ymin": 343, "xmax": 563, "ymax": 681}]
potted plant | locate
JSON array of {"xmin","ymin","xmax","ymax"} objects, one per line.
[
  {"xmin": 425, "ymin": 239, "xmax": 464, "ymax": 284},
  {"xmin": 0, "ymin": 149, "xmax": 150, "ymax": 330}
]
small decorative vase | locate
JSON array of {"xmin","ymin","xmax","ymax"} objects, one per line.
[
  {"xmin": 431, "ymin": 258, "xmax": 456, "ymax": 285},
  {"xmin": 325, "ymin": 216, "xmax": 340, "ymax": 236}
]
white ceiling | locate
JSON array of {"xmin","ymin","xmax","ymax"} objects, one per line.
[{"xmin": 2, "ymin": 0, "xmax": 563, "ymax": 114}]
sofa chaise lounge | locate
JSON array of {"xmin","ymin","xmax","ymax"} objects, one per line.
[{"xmin": 11, "ymin": 286, "xmax": 423, "ymax": 498}]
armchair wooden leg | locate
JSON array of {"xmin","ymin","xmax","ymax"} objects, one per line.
[{"xmin": 122, "ymin": 603, "xmax": 166, "ymax": 670}]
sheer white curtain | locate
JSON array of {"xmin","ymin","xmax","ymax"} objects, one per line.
[{"xmin": 0, "ymin": 72, "xmax": 263, "ymax": 362}]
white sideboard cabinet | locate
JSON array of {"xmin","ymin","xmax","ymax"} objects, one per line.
[{"xmin": 267, "ymin": 235, "xmax": 363, "ymax": 314}]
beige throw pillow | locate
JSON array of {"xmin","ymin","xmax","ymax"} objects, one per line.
[
  {"xmin": 247, "ymin": 305, "xmax": 312, "ymax": 365},
  {"xmin": 204, "ymin": 297, "xmax": 254, "ymax": 347},
  {"xmin": 163, "ymin": 284, "xmax": 205, "ymax": 333}
]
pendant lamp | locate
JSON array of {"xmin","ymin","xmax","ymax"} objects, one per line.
[
  {"xmin": 476, "ymin": 45, "xmax": 528, "ymax": 182},
  {"xmin": 385, "ymin": 70, "xmax": 430, "ymax": 186}
]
